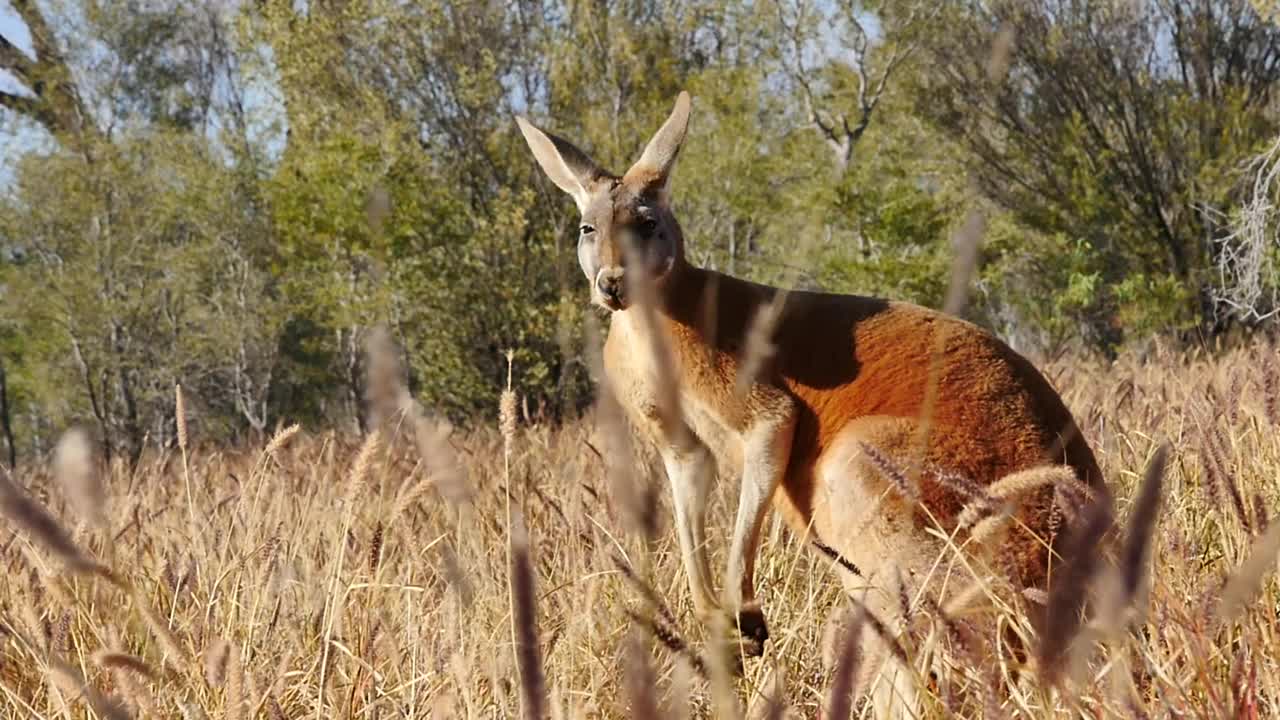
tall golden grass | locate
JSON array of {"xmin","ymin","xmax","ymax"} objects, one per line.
[{"xmin": 1, "ymin": 337, "xmax": 1279, "ymax": 718}]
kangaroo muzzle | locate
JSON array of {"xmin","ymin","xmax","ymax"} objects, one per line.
[{"xmin": 595, "ymin": 266, "xmax": 625, "ymax": 309}]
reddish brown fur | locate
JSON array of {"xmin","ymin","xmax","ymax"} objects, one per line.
[{"xmin": 651, "ymin": 262, "xmax": 1105, "ymax": 592}]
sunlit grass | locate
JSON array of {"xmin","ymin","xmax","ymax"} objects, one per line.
[{"xmin": 1, "ymin": 338, "xmax": 1279, "ymax": 718}]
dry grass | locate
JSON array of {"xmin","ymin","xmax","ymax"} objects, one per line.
[{"xmin": 1, "ymin": 338, "xmax": 1280, "ymax": 718}]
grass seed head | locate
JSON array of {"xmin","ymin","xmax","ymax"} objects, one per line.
[{"xmin": 176, "ymin": 384, "xmax": 189, "ymax": 451}]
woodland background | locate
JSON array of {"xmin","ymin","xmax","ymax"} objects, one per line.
[{"xmin": 2, "ymin": 0, "xmax": 1280, "ymax": 465}]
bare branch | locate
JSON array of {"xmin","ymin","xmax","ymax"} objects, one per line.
[
  {"xmin": 1, "ymin": 0, "xmax": 97, "ymax": 141},
  {"xmin": 0, "ymin": 89, "xmax": 43, "ymax": 122},
  {"xmin": 773, "ymin": 0, "xmax": 848, "ymax": 160},
  {"xmin": 0, "ymin": 33, "xmax": 34, "ymax": 79},
  {"xmin": 1207, "ymin": 135, "xmax": 1280, "ymax": 323},
  {"xmin": 10, "ymin": 0, "xmax": 63, "ymax": 70},
  {"xmin": 775, "ymin": 0, "xmax": 937, "ymax": 171}
]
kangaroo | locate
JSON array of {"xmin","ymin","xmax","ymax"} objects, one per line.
[{"xmin": 517, "ymin": 91, "xmax": 1105, "ymax": 715}]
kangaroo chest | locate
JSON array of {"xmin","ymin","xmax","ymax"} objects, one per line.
[{"xmin": 604, "ymin": 311, "xmax": 745, "ymax": 469}]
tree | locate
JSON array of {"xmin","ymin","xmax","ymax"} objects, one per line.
[
  {"xmin": 1, "ymin": 133, "xmax": 284, "ymax": 460},
  {"xmin": 1, "ymin": 1, "xmax": 281, "ymax": 461},
  {"xmin": 1210, "ymin": 135, "xmax": 1280, "ymax": 323},
  {"xmin": 4, "ymin": 0, "xmax": 1276, "ymax": 452},
  {"xmin": 0, "ymin": 359, "xmax": 14, "ymax": 468},
  {"xmin": 767, "ymin": 0, "xmax": 940, "ymax": 173},
  {"xmin": 0, "ymin": 0, "xmax": 97, "ymax": 145},
  {"xmin": 917, "ymin": 0, "xmax": 1280, "ymax": 345}
]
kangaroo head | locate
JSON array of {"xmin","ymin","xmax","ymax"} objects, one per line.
[{"xmin": 517, "ymin": 92, "xmax": 692, "ymax": 311}]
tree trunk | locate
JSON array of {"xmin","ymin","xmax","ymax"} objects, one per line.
[
  {"xmin": 111, "ymin": 321, "xmax": 143, "ymax": 467},
  {"xmin": 69, "ymin": 332, "xmax": 112, "ymax": 462},
  {"xmin": 0, "ymin": 361, "xmax": 16, "ymax": 469},
  {"xmin": 346, "ymin": 327, "xmax": 369, "ymax": 435}
]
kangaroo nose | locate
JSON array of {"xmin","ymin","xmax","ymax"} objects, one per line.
[{"xmin": 597, "ymin": 273, "xmax": 623, "ymax": 305}]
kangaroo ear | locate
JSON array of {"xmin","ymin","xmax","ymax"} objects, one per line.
[
  {"xmin": 625, "ymin": 91, "xmax": 692, "ymax": 196},
  {"xmin": 516, "ymin": 116, "xmax": 603, "ymax": 212}
]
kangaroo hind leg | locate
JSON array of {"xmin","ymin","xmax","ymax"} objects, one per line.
[{"xmin": 812, "ymin": 417, "xmax": 938, "ymax": 720}]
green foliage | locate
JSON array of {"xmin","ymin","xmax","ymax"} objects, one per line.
[
  {"xmin": 915, "ymin": 0, "xmax": 1280, "ymax": 347},
  {"xmin": 977, "ymin": 220, "xmax": 1110, "ymax": 352},
  {"xmin": 810, "ymin": 108, "xmax": 959, "ymax": 306},
  {"xmin": 0, "ymin": 131, "xmax": 281, "ymax": 458},
  {"xmin": 1, "ymin": 0, "xmax": 1278, "ymax": 461}
]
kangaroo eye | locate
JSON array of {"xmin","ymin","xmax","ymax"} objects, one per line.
[
  {"xmin": 579, "ymin": 224, "xmax": 595, "ymax": 236},
  {"xmin": 638, "ymin": 218, "xmax": 658, "ymax": 236}
]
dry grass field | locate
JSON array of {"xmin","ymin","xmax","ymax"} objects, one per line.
[{"xmin": 2, "ymin": 337, "xmax": 1280, "ymax": 719}]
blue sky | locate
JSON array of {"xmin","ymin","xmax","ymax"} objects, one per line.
[
  {"xmin": 1, "ymin": 2, "xmax": 41, "ymax": 190},
  {"xmin": 0, "ymin": 1, "xmax": 34, "ymax": 100}
]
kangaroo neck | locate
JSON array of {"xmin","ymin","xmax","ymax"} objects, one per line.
[{"xmin": 650, "ymin": 255, "xmax": 707, "ymax": 327}]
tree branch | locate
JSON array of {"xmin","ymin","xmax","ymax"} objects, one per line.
[
  {"xmin": 776, "ymin": 0, "xmax": 935, "ymax": 171},
  {"xmin": 2, "ymin": 0, "xmax": 97, "ymax": 143},
  {"xmin": 0, "ymin": 33, "xmax": 34, "ymax": 80},
  {"xmin": 0, "ymin": 88, "xmax": 41, "ymax": 119},
  {"xmin": 11, "ymin": 0, "xmax": 62, "ymax": 68}
]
